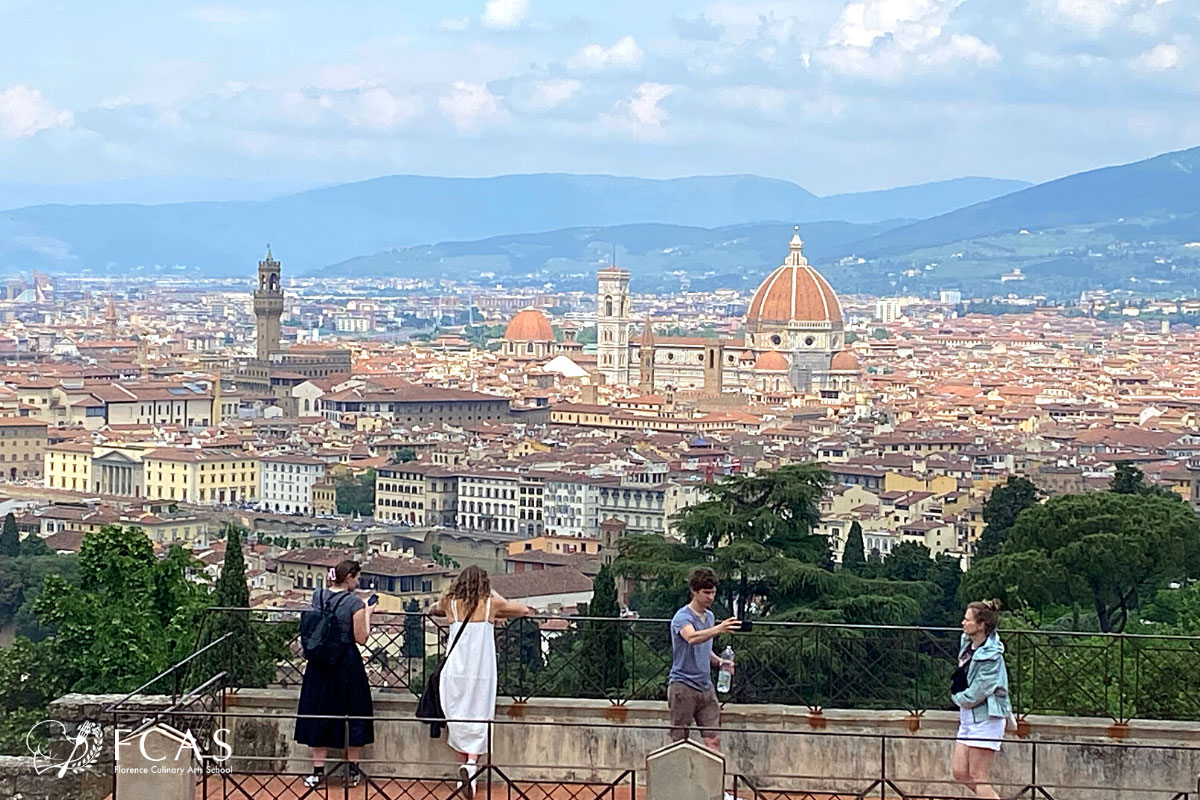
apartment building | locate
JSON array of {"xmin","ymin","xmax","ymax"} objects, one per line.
[
  {"xmin": 0, "ymin": 417, "xmax": 48, "ymax": 480},
  {"xmin": 375, "ymin": 463, "xmax": 458, "ymax": 526},
  {"xmin": 143, "ymin": 449, "xmax": 259, "ymax": 504},
  {"xmin": 259, "ymin": 453, "xmax": 326, "ymax": 515}
]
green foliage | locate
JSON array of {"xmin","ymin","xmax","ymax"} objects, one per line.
[
  {"xmin": 191, "ymin": 525, "xmax": 273, "ymax": 688},
  {"xmin": 430, "ymin": 544, "xmax": 460, "ymax": 569},
  {"xmin": 577, "ymin": 564, "xmax": 628, "ymax": 695},
  {"xmin": 389, "ymin": 447, "xmax": 417, "ymax": 464},
  {"xmin": 1111, "ymin": 460, "xmax": 1182, "ymax": 501},
  {"xmin": 965, "ymin": 493, "xmax": 1200, "ymax": 632},
  {"xmin": 401, "ymin": 599, "xmax": 424, "ymax": 658},
  {"xmin": 975, "ymin": 475, "xmax": 1039, "ymax": 558},
  {"xmin": 337, "ymin": 469, "xmax": 377, "ymax": 516},
  {"xmin": 841, "ymin": 521, "xmax": 866, "ymax": 573},
  {"xmin": 0, "ymin": 513, "xmax": 18, "ymax": 557}
]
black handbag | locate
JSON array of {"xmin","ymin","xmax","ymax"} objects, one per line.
[{"xmin": 416, "ymin": 599, "xmax": 478, "ymax": 738}]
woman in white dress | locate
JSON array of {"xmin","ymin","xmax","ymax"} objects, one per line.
[{"xmin": 434, "ymin": 566, "xmax": 535, "ymax": 798}]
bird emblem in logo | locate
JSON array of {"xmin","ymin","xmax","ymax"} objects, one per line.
[{"xmin": 27, "ymin": 720, "xmax": 104, "ymax": 776}]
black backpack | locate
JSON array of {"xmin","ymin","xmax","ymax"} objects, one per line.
[{"xmin": 300, "ymin": 590, "xmax": 352, "ymax": 665}]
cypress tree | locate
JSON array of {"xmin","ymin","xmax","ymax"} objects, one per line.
[
  {"xmin": 842, "ymin": 521, "xmax": 866, "ymax": 573},
  {"xmin": 0, "ymin": 512, "xmax": 19, "ymax": 558}
]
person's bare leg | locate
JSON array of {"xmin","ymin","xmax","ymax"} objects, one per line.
[
  {"xmin": 311, "ymin": 746, "xmax": 327, "ymax": 769},
  {"xmin": 701, "ymin": 736, "xmax": 721, "ymax": 753},
  {"xmin": 968, "ymin": 748, "xmax": 999, "ymax": 799},
  {"xmin": 952, "ymin": 743, "xmax": 976, "ymax": 795}
]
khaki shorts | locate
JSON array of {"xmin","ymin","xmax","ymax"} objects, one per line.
[{"xmin": 668, "ymin": 682, "xmax": 720, "ymax": 741}]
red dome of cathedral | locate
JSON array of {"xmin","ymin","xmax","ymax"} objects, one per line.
[
  {"xmin": 753, "ymin": 350, "xmax": 790, "ymax": 371},
  {"xmin": 503, "ymin": 308, "xmax": 555, "ymax": 342},
  {"xmin": 746, "ymin": 227, "xmax": 842, "ymax": 327},
  {"xmin": 830, "ymin": 350, "xmax": 860, "ymax": 371}
]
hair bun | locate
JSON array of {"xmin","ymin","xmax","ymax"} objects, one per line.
[{"xmin": 984, "ymin": 598, "xmax": 1003, "ymax": 611}]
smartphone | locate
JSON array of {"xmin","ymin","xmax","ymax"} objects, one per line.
[{"xmin": 367, "ymin": 593, "xmax": 379, "ymax": 607}]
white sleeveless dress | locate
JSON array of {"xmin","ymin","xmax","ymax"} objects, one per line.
[{"xmin": 439, "ymin": 596, "xmax": 497, "ymax": 755}]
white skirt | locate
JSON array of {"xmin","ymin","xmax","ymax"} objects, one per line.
[{"xmin": 956, "ymin": 707, "xmax": 1005, "ymax": 751}]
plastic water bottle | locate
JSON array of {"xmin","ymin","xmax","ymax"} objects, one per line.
[{"xmin": 716, "ymin": 646, "xmax": 734, "ymax": 693}]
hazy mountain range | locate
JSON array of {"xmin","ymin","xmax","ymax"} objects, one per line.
[
  {"xmin": 0, "ymin": 173, "xmax": 1028, "ymax": 276},
  {"xmin": 0, "ymin": 147, "xmax": 1195, "ymax": 297}
]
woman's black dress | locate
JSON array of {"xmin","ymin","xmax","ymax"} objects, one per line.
[{"xmin": 294, "ymin": 588, "xmax": 375, "ymax": 748}]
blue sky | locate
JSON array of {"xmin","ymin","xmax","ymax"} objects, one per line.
[{"xmin": 0, "ymin": 0, "xmax": 1197, "ymax": 199}]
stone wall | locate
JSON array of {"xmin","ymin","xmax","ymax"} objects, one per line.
[
  {"xmin": 221, "ymin": 690, "xmax": 1200, "ymax": 799},
  {"xmin": 15, "ymin": 690, "xmax": 1200, "ymax": 799}
]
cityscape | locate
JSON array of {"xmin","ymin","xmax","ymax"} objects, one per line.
[{"xmin": 1, "ymin": 1, "xmax": 1199, "ymax": 799}]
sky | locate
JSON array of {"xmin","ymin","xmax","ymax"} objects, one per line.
[{"xmin": 0, "ymin": 0, "xmax": 1197, "ymax": 201}]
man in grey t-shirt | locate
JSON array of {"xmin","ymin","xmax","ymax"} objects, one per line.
[{"xmin": 668, "ymin": 567, "xmax": 740, "ymax": 751}]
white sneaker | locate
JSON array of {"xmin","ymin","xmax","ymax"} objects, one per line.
[
  {"xmin": 724, "ymin": 792, "xmax": 735, "ymax": 800},
  {"xmin": 459, "ymin": 764, "xmax": 476, "ymax": 799}
]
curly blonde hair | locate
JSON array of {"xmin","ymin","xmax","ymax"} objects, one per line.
[{"xmin": 445, "ymin": 565, "xmax": 491, "ymax": 613}]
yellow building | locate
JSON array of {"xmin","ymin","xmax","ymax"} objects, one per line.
[
  {"xmin": 883, "ymin": 470, "xmax": 959, "ymax": 496},
  {"xmin": 312, "ymin": 480, "xmax": 338, "ymax": 515},
  {"xmin": 507, "ymin": 533, "xmax": 602, "ymax": 557},
  {"xmin": 143, "ymin": 449, "xmax": 259, "ymax": 504},
  {"xmin": 0, "ymin": 417, "xmax": 48, "ymax": 480},
  {"xmin": 45, "ymin": 442, "xmax": 94, "ymax": 492}
]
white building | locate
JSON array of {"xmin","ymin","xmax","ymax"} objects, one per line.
[
  {"xmin": 259, "ymin": 453, "xmax": 327, "ymax": 515},
  {"xmin": 457, "ymin": 470, "xmax": 520, "ymax": 533},
  {"xmin": 874, "ymin": 298, "xmax": 904, "ymax": 324},
  {"xmin": 545, "ymin": 475, "xmax": 604, "ymax": 537}
]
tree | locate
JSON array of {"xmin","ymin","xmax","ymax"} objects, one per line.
[
  {"xmin": 389, "ymin": 447, "xmax": 417, "ymax": 465},
  {"xmin": 0, "ymin": 513, "xmax": 18, "ymax": 558},
  {"xmin": 841, "ymin": 521, "xmax": 866, "ymax": 573},
  {"xmin": 336, "ymin": 469, "xmax": 377, "ymax": 516},
  {"xmin": 975, "ymin": 476, "xmax": 1039, "ymax": 558},
  {"xmin": 578, "ymin": 564, "xmax": 627, "ymax": 695},
  {"xmin": 964, "ymin": 492, "xmax": 1200, "ymax": 632},
  {"xmin": 1111, "ymin": 460, "xmax": 1182, "ymax": 502},
  {"xmin": 882, "ymin": 541, "xmax": 934, "ymax": 582},
  {"xmin": 192, "ymin": 524, "xmax": 272, "ymax": 688},
  {"xmin": 401, "ymin": 599, "xmax": 424, "ymax": 659},
  {"xmin": 430, "ymin": 544, "xmax": 460, "ymax": 569},
  {"xmin": 1111, "ymin": 461, "xmax": 1147, "ymax": 495},
  {"xmin": 34, "ymin": 526, "xmax": 208, "ymax": 693}
]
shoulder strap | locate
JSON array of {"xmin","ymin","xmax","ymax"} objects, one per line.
[{"xmin": 485, "ymin": 596, "xmax": 493, "ymax": 621}]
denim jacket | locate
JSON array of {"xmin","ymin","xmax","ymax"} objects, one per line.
[{"xmin": 951, "ymin": 632, "xmax": 1013, "ymax": 724}]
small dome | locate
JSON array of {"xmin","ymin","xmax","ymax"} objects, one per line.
[
  {"xmin": 754, "ymin": 350, "xmax": 790, "ymax": 371},
  {"xmin": 830, "ymin": 350, "xmax": 860, "ymax": 371},
  {"xmin": 503, "ymin": 308, "xmax": 555, "ymax": 342}
]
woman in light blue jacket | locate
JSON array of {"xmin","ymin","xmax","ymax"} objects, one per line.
[{"xmin": 950, "ymin": 599, "xmax": 1013, "ymax": 799}]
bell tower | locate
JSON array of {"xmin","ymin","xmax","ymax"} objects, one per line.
[
  {"xmin": 597, "ymin": 265, "xmax": 631, "ymax": 386},
  {"xmin": 254, "ymin": 246, "xmax": 283, "ymax": 363},
  {"xmin": 638, "ymin": 314, "xmax": 655, "ymax": 393}
]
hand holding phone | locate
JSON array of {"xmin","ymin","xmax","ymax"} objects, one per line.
[{"xmin": 366, "ymin": 593, "xmax": 379, "ymax": 607}]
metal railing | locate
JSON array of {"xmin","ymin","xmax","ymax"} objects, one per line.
[
  {"xmin": 202, "ymin": 608, "xmax": 1200, "ymax": 724},
  {"xmin": 93, "ymin": 704, "xmax": 1200, "ymax": 800}
]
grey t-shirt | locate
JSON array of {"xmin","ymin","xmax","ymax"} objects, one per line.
[
  {"xmin": 669, "ymin": 605, "xmax": 715, "ymax": 691},
  {"xmin": 312, "ymin": 588, "xmax": 364, "ymax": 638}
]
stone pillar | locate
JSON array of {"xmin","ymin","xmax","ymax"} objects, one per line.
[
  {"xmin": 115, "ymin": 725, "xmax": 198, "ymax": 800},
  {"xmin": 646, "ymin": 739, "xmax": 725, "ymax": 800}
]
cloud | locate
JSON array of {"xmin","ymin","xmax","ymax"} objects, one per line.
[
  {"xmin": 600, "ymin": 82, "xmax": 673, "ymax": 140},
  {"xmin": 1131, "ymin": 42, "xmax": 1181, "ymax": 71},
  {"xmin": 815, "ymin": 0, "xmax": 1001, "ymax": 80},
  {"xmin": 672, "ymin": 13, "xmax": 724, "ymax": 41},
  {"xmin": 1034, "ymin": 0, "xmax": 1134, "ymax": 33},
  {"xmin": 567, "ymin": 35, "xmax": 645, "ymax": 72},
  {"xmin": 482, "ymin": 0, "xmax": 529, "ymax": 30},
  {"xmin": 189, "ymin": 5, "xmax": 272, "ymax": 24},
  {"xmin": 0, "ymin": 85, "xmax": 73, "ymax": 138},
  {"xmin": 527, "ymin": 79, "xmax": 583, "ymax": 110},
  {"xmin": 438, "ymin": 81, "xmax": 508, "ymax": 131},
  {"xmin": 437, "ymin": 17, "xmax": 471, "ymax": 32}
]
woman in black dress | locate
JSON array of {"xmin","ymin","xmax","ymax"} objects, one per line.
[{"xmin": 295, "ymin": 559, "xmax": 375, "ymax": 788}]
